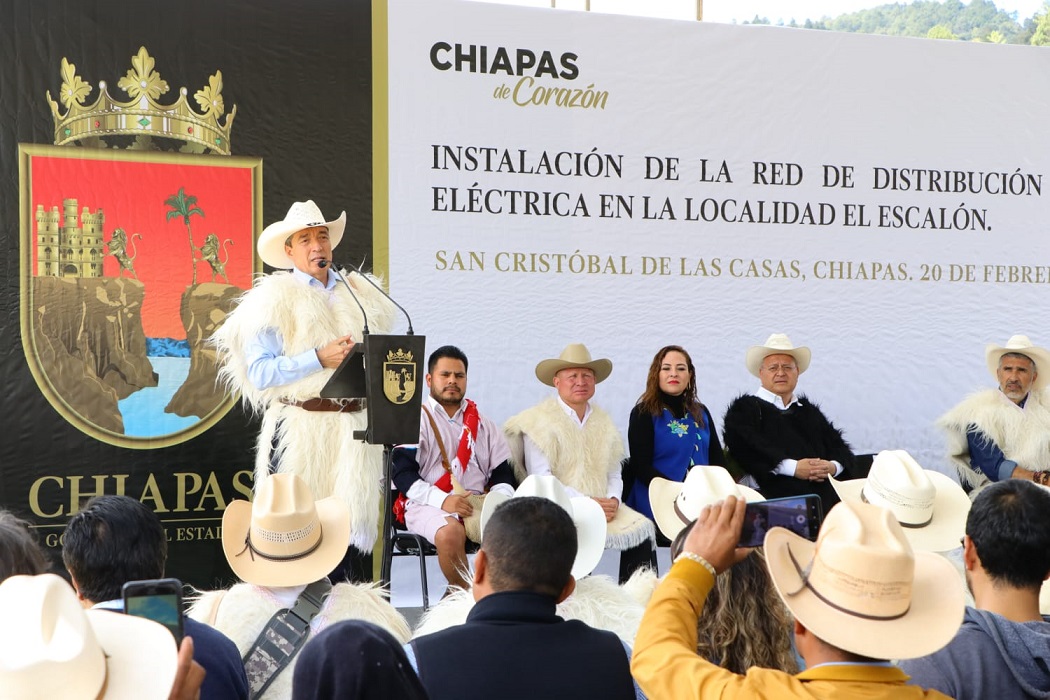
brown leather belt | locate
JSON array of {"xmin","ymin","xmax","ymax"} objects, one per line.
[{"xmin": 282, "ymin": 398, "xmax": 365, "ymax": 413}]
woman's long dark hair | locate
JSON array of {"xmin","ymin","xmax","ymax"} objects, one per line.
[
  {"xmin": 637, "ymin": 345, "xmax": 704, "ymax": 426},
  {"xmin": 671, "ymin": 520, "xmax": 799, "ymax": 675}
]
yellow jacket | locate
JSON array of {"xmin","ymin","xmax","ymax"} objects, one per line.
[{"xmin": 631, "ymin": 559, "xmax": 954, "ymax": 700}]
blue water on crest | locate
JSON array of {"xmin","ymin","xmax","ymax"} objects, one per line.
[{"xmin": 118, "ymin": 356, "xmax": 198, "ymax": 437}]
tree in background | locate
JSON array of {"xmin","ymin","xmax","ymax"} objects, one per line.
[
  {"xmin": 748, "ymin": 0, "xmax": 1038, "ymax": 45},
  {"xmin": 164, "ymin": 187, "xmax": 205, "ymax": 286},
  {"xmin": 1031, "ymin": 2, "xmax": 1050, "ymax": 44},
  {"xmin": 928, "ymin": 23, "xmax": 959, "ymax": 38}
]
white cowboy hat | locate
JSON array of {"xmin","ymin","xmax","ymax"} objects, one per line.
[
  {"xmin": 480, "ymin": 475, "xmax": 607, "ymax": 578},
  {"xmin": 986, "ymin": 334, "xmax": 1050, "ymax": 392},
  {"xmin": 649, "ymin": 466, "xmax": 764, "ymax": 541},
  {"xmin": 0, "ymin": 574, "xmax": 178, "ymax": 700},
  {"xmin": 534, "ymin": 343, "xmax": 613, "ymax": 386},
  {"xmin": 766, "ymin": 500, "xmax": 965, "ymax": 660},
  {"xmin": 829, "ymin": 450, "xmax": 970, "ymax": 552},
  {"xmin": 257, "ymin": 200, "xmax": 347, "ymax": 269},
  {"xmin": 222, "ymin": 472, "xmax": 351, "ymax": 587},
  {"xmin": 745, "ymin": 333, "xmax": 812, "ymax": 377}
]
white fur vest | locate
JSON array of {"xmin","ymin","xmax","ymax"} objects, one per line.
[
  {"xmin": 210, "ymin": 270, "xmax": 396, "ymax": 551},
  {"xmin": 938, "ymin": 388, "xmax": 1050, "ymax": 494},
  {"xmin": 188, "ymin": 582, "xmax": 411, "ymax": 700},
  {"xmin": 504, "ymin": 397, "xmax": 624, "ymax": 497},
  {"xmin": 504, "ymin": 398, "xmax": 654, "ymax": 549},
  {"xmin": 212, "ymin": 269, "xmax": 396, "ymax": 410}
]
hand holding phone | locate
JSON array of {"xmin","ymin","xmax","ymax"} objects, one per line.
[
  {"xmin": 738, "ymin": 495, "xmax": 823, "ymax": 548},
  {"xmin": 122, "ymin": 577, "xmax": 184, "ymax": 642}
]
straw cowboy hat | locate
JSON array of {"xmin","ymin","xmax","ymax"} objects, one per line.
[
  {"xmin": 766, "ymin": 499, "xmax": 965, "ymax": 660},
  {"xmin": 257, "ymin": 200, "xmax": 347, "ymax": 269},
  {"xmin": 480, "ymin": 475, "xmax": 607, "ymax": 578},
  {"xmin": 535, "ymin": 343, "xmax": 613, "ymax": 386},
  {"xmin": 0, "ymin": 573, "xmax": 178, "ymax": 700},
  {"xmin": 830, "ymin": 450, "xmax": 970, "ymax": 552},
  {"xmin": 986, "ymin": 334, "xmax": 1050, "ymax": 392},
  {"xmin": 222, "ymin": 472, "xmax": 351, "ymax": 587},
  {"xmin": 745, "ymin": 333, "xmax": 812, "ymax": 377},
  {"xmin": 649, "ymin": 466, "xmax": 764, "ymax": 541}
]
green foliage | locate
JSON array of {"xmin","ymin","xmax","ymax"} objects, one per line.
[
  {"xmin": 792, "ymin": 0, "xmax": 1039, "ymax": 45},
  {"xmin": 927, "ymin": 23, "xmax": 959, "ymax": 38},
  {"xmin": 1031, "ymin": 3, "xmax": 1050, "ymax": 44}
]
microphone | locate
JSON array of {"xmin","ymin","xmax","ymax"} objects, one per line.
[
  {"xmin": 319, "ymin": 258, "xmax": 370, "ymax": 335},
  {"xmin": 349, "ymin": 264, "xmax": 415, "ymax": 335}
]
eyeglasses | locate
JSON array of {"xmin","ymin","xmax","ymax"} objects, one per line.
[{"xmin": 762, "ymin": 364, "xmax": 797, "ymax": 373}]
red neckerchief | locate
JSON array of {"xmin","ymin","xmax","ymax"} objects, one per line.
[{"xmin": 433, "ymin": 399, "xmax": 479, "ymax": 493}]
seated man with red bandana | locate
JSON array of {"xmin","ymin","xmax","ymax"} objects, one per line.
[{"xmin": 392, "ymin": 345, "xmax": 516, "ymax": 596}]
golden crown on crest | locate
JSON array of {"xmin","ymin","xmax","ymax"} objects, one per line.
[
  {"xmin": 46, "ymin": 46, "xmax": 236, "ymax": 155},
  {"xmin": 386, "ymin": 349, "xmax": 415, "ymax": 363}
]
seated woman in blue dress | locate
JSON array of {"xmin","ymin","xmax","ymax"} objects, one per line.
[{"xmin": 623, "ymin": 345, "xmax": 727, "ymax": 546}]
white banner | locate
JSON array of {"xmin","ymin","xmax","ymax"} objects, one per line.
[{"xmin": 379, "ymin": 0, "xmax": 1050, "ymax": 473}]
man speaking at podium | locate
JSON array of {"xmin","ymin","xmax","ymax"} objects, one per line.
[{"xmin": 213, "ymin": 200, "xmax": 396, "ymax": 582}]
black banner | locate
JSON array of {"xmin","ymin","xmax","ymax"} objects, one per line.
[{"xmin": 0, "ymin": 0, "xmax": 373, "ymax": 589}]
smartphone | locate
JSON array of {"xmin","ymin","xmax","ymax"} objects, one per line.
[
  {"xmin": 122, "ymin": 578, "xmax": 184, "ymax": 642},
  {"xmin": 738, "ymin": 495, "xmax": 823, "ymax": 548}
]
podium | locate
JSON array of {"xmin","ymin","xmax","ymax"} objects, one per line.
[
  {"xmin": 320, "ymin": 334, "xmax": 426, "ymax": 445},
  {"xmin": 321, "ymin": 334, "xmax": 426, "ymax": 587}
]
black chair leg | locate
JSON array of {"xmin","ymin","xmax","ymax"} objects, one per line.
[{"xmin": 418, "ymin": 545, "xmax": 430, "ymax": 610}]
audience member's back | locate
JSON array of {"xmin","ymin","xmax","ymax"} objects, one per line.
[
  {"xmin": 899, "ymin": 480, "xmax": 1050, "ymax": 699},
  {"xmin": 409, "ymin": 494, "xmax": 636, "ymax": 700},
  {"xmin": 62, "ymin": 495, "xmax": 249, "ymax": 700}
]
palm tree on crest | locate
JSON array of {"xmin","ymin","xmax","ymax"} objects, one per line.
[{"xmin": 164, "ymin": 187, "xmax": 205, "ymax": 285}]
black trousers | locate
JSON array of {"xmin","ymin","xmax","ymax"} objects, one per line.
[
  {"xmin": 618, "ymin": 540, "xmax": 657, "ymax": 583},
  {"xmin": 329, "ymin": 545, "xmax": 373, "ymax": 583}
]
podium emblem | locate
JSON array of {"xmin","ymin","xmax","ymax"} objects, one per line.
[{"xmin": 383, "ymin": 348, "xmax": 417, "ymax": 404}]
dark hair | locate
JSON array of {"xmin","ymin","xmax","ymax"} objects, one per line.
[
  {"xmin": 637, "ymin": 345, "xmax": 704, "ymax": 426},
  {"xmin": 292, "ymin": 620, "xmax": 427, "ymax": 700},
  {"xmin": 967, "ymin": 479, "xmax": 1050, "ymax": 590},
  {"xmin": 481, "ymin": 497, "xmax": 576, "ymax": 597},
  {"xmin": 428, "ymin": 345, "xmax": 469, "ymax": 374},
  {"xmin": 61, "ymin": 495, "xmax": 167, "ymax": 603},
  {"xmin": 0, "ymin": 511, "xmax": 49, "ymax": 581}
]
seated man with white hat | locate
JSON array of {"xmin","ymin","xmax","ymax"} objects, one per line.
[
  {"xmin": 189, "ymin": 473, "xmax": 411, "ymax": 700},
  {"xmin": 407, "ymin": 476, "xmax": 639, "ymax": 700},
  {"xmin": 632, "ymin": 496, "xmax": 965, "ymax": 699},
  {"xmin": 212, "ymin": 200, "xmax": 398, "ymax": 582},
  {"xmin": 723, "ymin": 333, "xmax": 858, "ymax": 512},
  {"xmin": 504, "ymin": 343, "xmax": 656, "ymax": 582},
  {"xmin": 939, "ymin": 334, "xmax": 1050, "ymax": 497}
]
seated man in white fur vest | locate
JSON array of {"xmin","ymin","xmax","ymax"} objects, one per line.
[
  {"xmin": 939, "ymin": 335, "xmax": 1050, "ymax": 498},
  {"xmin": 504, "ymin": 343, "xmax": 656, "ymax": 583},
  {"xmin": 391, "ymin": 344, "xmax": 516, "ymax": 595},
  {"xmin": 211, "ymin": 200, "xmax": 396, "ymax": 582},
  {"xmin": 189, "ymin": 473, "xmax": 411, "ymax": 700}
]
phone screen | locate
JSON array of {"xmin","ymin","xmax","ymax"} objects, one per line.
[
  {"xmin": 123, "ymin": 579, "xmax": 183, "ymax": 642},
  {"xmin": 738, "ymin": 495, "xmax": 822, "ymax": 548}
]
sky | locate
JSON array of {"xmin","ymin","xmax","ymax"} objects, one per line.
[{"xmin": 475, "ymin": 0, "xmax": 1046, "ymax": 24}]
